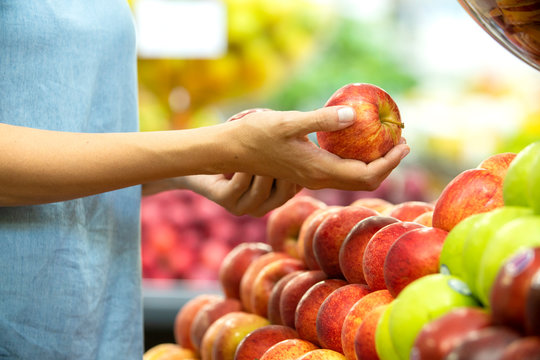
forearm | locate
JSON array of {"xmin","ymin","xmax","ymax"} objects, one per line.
[{"xmin": 0, "ymin": 123, "xmax": 236, "ymax": 206}]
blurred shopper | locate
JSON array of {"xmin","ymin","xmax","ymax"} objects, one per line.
[{"xmin": 0, "ymin": 2, "xmax": 409, "ymax": 359}]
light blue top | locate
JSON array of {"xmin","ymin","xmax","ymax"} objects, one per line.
[{"xmin": 0, "ymin": 1, "xmax": 143, "ymax": 359}]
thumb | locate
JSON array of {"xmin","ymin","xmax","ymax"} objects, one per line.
[{"xmin": 295, "ymin": 106, "xmax": 356, "ymax": 134}]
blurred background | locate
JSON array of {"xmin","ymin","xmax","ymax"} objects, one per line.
[{"xmin": 131, "ymin": 0, "xmax": 540, "ymax": 346}]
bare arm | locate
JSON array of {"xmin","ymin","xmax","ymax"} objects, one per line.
[
  {"xmin": 0, "ymin": 123, "xmax": 233, "ymax": 206},
  {"xmin": 0, "ymin": 106, "xmax": 410, "ymax": 207}
]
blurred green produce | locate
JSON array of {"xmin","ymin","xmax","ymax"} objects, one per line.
[{"xmin": 263, "ymin": 17, "xmax": 418, "ymax": 111}]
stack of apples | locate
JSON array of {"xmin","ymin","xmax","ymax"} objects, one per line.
[
  {"xmin": 145, "ymin": 141, "xmax": 540, "ymax": 360},
  {"xmin": 144, "ymin": 82, "xmax": 540, "ymax": 359},
  {"xmin": 144, "ymin": 191, "xmax": 447, "ymax": 360}
]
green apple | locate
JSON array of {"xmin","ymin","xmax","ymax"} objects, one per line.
[
  {"xmin": 503, "ymin": 141, "xmax": 540, "ymax": 207},
  {"xmin": 388, "ymin": 274, "xmax": 479, "ymax": 360},
  {"xmin": 461, "ymin": 206, "xmax": 532, "ymax": 295},
  {"xmin": 530, "ymin": 153, "xmax": 540, "ymax": 214},
  {"xmin": 375, "ymin": 302, "xmax": 400, "ymax": 360},
  {"xmin": 439, "ymin": 213, "xmax": 485, "ymax": 279},
  {"xmin": 476, "ymin": 215, "xmax": 540, "ymax": 306}
]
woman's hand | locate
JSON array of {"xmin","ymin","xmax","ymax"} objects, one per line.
[
  {"xmin": 225, "ymin": 106, "xmax": 410, "ymax": 191},
  {"xmin": 143, "ymin": 173, "xmax": 301, "ymax": 217}
]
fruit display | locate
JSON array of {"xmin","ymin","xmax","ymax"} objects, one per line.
[{"xmin": 145, "ymin": 139, "xmax": 540, "ymax": 359}]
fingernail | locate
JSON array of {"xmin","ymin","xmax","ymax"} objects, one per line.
[
  {"xmin": 337, "ymin": 107, "xmax": 355, "ymax": 126},
  {"xmin": 400, "ymin": 146, "xmax": 410, "ymax": 159},
  {"xmin": 399, "ymin": 137, "xmax": 407, "ymax": 144}
]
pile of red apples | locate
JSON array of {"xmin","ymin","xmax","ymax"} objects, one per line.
[
  {"xmin": 146, "ymin": 193, "xmax": 443, "ymax": 360},
  {"xmin": 143, "ymin": 81, "xmax": 540, "ymax": 359},
  {"xmin": 145, "ymin": 138, "xmax": 540, "ymax": 360}
]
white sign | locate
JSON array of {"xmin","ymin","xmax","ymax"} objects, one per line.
[{"xmin": 134, "ymin": 0, "xmax": 227, "ymax": 59}]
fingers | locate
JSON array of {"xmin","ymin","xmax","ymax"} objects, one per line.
[
  {"xmin": 297, "ymin": 141, "xmax": 410, "ymax": 191},
  {"xmin": 234, "ymin": 175, "xmax": 275, "ymax": 215},
  {"xmin": 367, "ymin": 143, "xmax": 410, "ymax": 176},
  {"xmin": 291, "ymin": 106, "xmax": 356, "ymax": 135},
  {"xmin": 235, "ymin": 177, "xmax": 298, "ymax": 217}
]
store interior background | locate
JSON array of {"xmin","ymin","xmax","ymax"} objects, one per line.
[{"xmin": 130, "ymin": 0, "xmax": 540, "ymax": 348}]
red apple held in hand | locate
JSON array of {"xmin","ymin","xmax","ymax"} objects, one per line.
[
  {"xmin": 267, "ymin": 195, "xmax": 327, "ymax": 258},
  {"xmin": 298, "ymin": 207, "xmax": 342, "ymax": 270},
  {"xmin": 316, "ymin": 83, "xmax": 404, "ymax": 163},
  {"xmin": 342, "ymin": 290, "xmax": 394, "ymax": 360},
  {"xmin": 313, "ymin": 206, "xmax": 379, "ymax": 278},
  {"xmin": 259, "ymin": 339, "xmax": 319, "ymax": 360},
  {"xmin": 233, "ymin": 325, "xmax": 299, "ymax": 360},
  {"xmin": 239, "ymin": 252, "xmax": 292, "ymax": 312},
  {"xmin": 410, "ymin": 307, "xmax": 492, "ymax": 360},
  {"xmin": 267, "ymin": 271, "xmax": 303, "ymax": 325},
  {"xmin": 339, "ymin": 216, "xmax": 399, "ymax": 284},
  {"xmin": 363, "ymin": 222, "xmax": 425, "ymax": 291},
  {"xmin": 477, "ymin": 152, "xmax": 517, "ymax": 179},
  {"xmin": 432, "ymin": 169, "xmax": 504, "ymax": 232},
  {"xmin": 218, "ymin": 242, "xmax": 272, "ymax": 300},
  {"xmin": 316, "ymin": 283, "xmax": 371, "ymax": 353},
  {"xmin": 387, "ymin": 201, "xmax": 434, "ymax": 222},
  {"xmin": 350, "ymin": 197, "xmax": 394, "ymax": 214},
  {"xmin": 279, "ymin": 270, "xmax": 328, "ymax": 329},
  {"xmin": 500, "ymin": 336, "xmax": 540, "ymax": 360},
  {"xmin": 444, "ymin": 326, "xmax": 521, "ymax": 360},
  {"xmin": 384, "ymin": 227, "xmax": 449, "ymax": 297},
  {"xmin": 190, "ymin": 297, "xmax": 243, "ymax": 353},
  {"xmin": 295, "ymin": 279, "xmax": 348, "ymax": 346},
  {"xmin": 174, "ymin": 294, "xmax": 222, "ymax": 351},
  {"xmin": 354, "ymin": 305, "xmax": 389, "ymax": 360},
  {"xmin": 250, "ymin": 258, "xmax": 306, "ymax": 318},
  {"xmin": 490, "ymin": 247, "xmax": 540, "ymax": 333}
]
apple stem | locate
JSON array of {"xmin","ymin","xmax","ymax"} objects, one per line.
[{"xmin": 382, "ymin": 118, "xmax": 405, "ymax": 128}]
